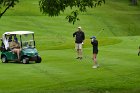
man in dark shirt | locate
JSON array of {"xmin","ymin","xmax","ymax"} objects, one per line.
[
  {"xmin": 73, "ymin": 27, "xmax": 85, "ymax": 59},
  {"xmin": 91, "ymin": 36, "xmax": 99, "ymax": 68}
]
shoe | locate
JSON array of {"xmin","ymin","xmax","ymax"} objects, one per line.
[
  {"xmin": 92, "ymin": 64, "xmax": 100, "ymax": 68},
  {"xmin": 97, "ymin": 64, "xmax": 100, "ymax": 67},
  {"xmin": 76, "ymin": 57, "xmax": 80, "ymax": 59},
  {"xmin": 79, "ymin": 57, "xmax": 82, "ymax": 60},
  {"xmin": 92, "ymin": 65, "xmax": 97, "ymax": 69}
]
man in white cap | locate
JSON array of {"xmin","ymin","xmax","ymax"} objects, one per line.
[{"xmin": 73, "ymin": 26, "xmax": 85, "ymax": 59}]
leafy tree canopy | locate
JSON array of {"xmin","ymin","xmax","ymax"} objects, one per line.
[
  {"xmin": 0, "ymin": 0, "xmax": 105, "ymax": 24},
  {"xmin": 39, "ymin": 0, "xmax": 105, "ymax": 24}
]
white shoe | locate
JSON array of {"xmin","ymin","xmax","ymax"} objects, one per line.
[{"xmin": 92, "ymin": 65, "xmax": 97, "ymax": 69}]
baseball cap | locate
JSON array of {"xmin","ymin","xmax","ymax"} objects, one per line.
[
  {"xmin": 78, "ymin": 26, "xmax": 81, "ymax": 29},
  {"xmin": 90, "ymin": 36, "xmax": 96, "ymax": 39}
]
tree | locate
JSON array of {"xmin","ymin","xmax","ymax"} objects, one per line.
[
  {"xmin": 39, "ymin": 0, "xmax": 105, "ymax": 24},
  {"xmin": 130, "ymin": 0, "xmax": 137, "ymax": 5},
  {"xmin": 0, "ymin": 0, "xmax": 19, "ymax": 18},
  {"xmin": 0, "ymin": 0, "xmax": 105, "ymax": 24}
]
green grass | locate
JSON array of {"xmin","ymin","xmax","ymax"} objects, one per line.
[
  {"xmin": 0, "ymin": 0, "xmax": 140, "ymax": 93},
  {"xmin": 0, "ymin": 36, "xmax": 140, "ymax": 93}
]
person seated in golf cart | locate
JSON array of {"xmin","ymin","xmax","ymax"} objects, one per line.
[
  {"xmin": 0, "ymin": 38, "xmax": 6, "ymax": 51},
  {"xmin": 9, "ymin": 35, "xmax": 21, "ymax": 60}
]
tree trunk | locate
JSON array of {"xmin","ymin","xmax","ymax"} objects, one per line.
[
  {"xmin": 131, "ymin": 0, "xmax": 137, "ymax": 5},
  {"xmin": 0, "ymin": 1, "xmax": 14, "ymax": 18}
]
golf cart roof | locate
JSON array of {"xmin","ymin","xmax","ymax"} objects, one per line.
[{"xmin": 3, "ymin": 31, "xmax": 34, "ymax": 35}]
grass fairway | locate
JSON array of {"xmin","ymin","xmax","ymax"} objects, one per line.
[
  {"xmin": 0, "ymin": 36, "xmax": 140, "ymax": 93},
  {"xmin": 0, "ymin": 0, "xmax": 140, "ymax": 93}
]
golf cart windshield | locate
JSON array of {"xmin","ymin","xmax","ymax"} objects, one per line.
[{"xmin": 21, "ymin": 34, "xmax": 35, "ymax": 48}]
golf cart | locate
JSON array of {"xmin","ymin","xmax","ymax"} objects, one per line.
[{"xmin": 0, "ymin": 31, "xmax": 42, "ymax": 64}]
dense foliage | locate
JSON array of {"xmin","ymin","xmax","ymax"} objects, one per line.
[
  {"xmin": 0, "ymin": 0, "xmax": 105, "ymax": 24},
  {"xmin": 131, "ymin": 0, "xmax": 137, "ymax": 5},
  {"xmin": 39, "ymin": 0, "xmax": 105, "ymax": 24}
]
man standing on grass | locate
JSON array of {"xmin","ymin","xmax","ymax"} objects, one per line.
[{"xmin": 73, "ymin": 26, "xmax": 85, "ymax": 59}]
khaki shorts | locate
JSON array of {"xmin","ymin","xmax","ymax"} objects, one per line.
[{"xmin": 75, "ymin": 43, "xmax": 82, "ymax": 50}]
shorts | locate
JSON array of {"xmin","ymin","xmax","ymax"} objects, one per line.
[
  {"xmin": 93, "ymin": 49, "xmax": 98, "ymax": 54},
  {"xmin": 75, "ymin": 43, "xmax": 82, "ymax": 50}
]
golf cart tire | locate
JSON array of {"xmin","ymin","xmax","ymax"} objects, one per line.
[
  {"xmin": 22, "ymin": 57, "xmax": 29, "ymax": 64},
  {"xmin": 1, "ymin": 55, "xmax": 8, "ymax": 63},
  {"xmin": 35, "ymin": 56, "xmax": 42, "ymax": 63}
]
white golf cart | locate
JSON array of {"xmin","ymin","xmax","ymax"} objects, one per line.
[{"xmin": 0, "ymin": 31, "xmax": 42, "ymax": 64}]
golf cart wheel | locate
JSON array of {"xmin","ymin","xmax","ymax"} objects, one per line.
[
  {"xmin": 35, "ymin": 56, "xmax": 42, "ymax": 63},
  {"xmin": 1, "ymin": 55, "xmax": 8, "ymax": 63},
  {"xmin": 22, "ymin": 57, "xmax": 29, "ymax": 64}
]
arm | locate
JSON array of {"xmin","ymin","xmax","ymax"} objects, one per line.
[
  {"xmin": 73, "ymin": 32, "xmax": 76, "ymax": 37},
  {"xmin": 82, "ymin": 32, "xmax": 85, "ymax": 41},
  {"xmin": 91, "ymin": 39, "xmax": 94, "ymax": 45},
  {"xmin": 91, "ymin": 40, "xmax": 98, "ymax": 46}
]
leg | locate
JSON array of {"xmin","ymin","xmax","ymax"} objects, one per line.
[
  {"xmin": 79, "ymin": 49, "xmax": 83, "ymax": 59},
  {"xmin": 92, "ymin": 53, "xmax": 99, "ymax": 68},
  {"xmin": 76, "ymin": 49, "xmax": 82, "ymax": 59},
  {"xmin": 76, "ymin": 49, "xmax": 80, "ymax": 58},
  {"xmin": 12, "ymin": 49, "xmax": 20, "ymax": 59},
  {"xmin": 78, "ymin": 43, "xmax": 83, "ymax": 59},
  {"xmin": 93, "ymin": 53, "xmax": 97, "ymax": 65},
  {"xmin": 75, "ymin": 44, "xmax": 79, "ymax": 59},
  {"xmin": 75, "ymin": 43, "xmax": 83, "ymax": 59},
  {"xmin": 16, "ymin": 49, "xmax": 20, "ymax": 59}
]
